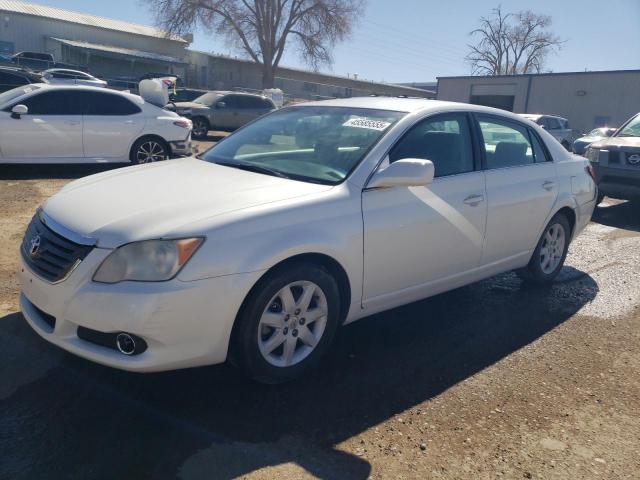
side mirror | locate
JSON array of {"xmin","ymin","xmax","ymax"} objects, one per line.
[
  {"xmin": 11, "ymin": 104, "xmax": 28, "ymax": 119},
  {"xmin": 216, "ymin": 101, "xmax": 227, "ymax": 109},
  {"xmin": 368, "ymin": 158, "xmax": 435, "ymax": 189}
]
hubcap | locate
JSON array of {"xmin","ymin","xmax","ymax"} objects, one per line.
[
  {"xmin": 540, "ymin": 222, "xmax": 566, "ymax": 274},
  {"xmin": 136, "ymin": 141, "xmax": 167, "ymax": 163},
  {"xmin": 257, "ymin": 281, "xmax": 328, "ymax": 368}
]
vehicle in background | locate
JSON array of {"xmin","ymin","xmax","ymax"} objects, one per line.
[
  {"xmin": 107, "ymin": 76, "xmax": 138, "ymax": 91},
  {"xmin": 0, "ymin": 54, "xmax": 12, "ymax": 65},
  {"xmin": 17, "ymin": 97, "xmax": 596, "ymax": 382},
  {"xmin": 139, "ymin": 72, "xmax": 184, "ymax": 87},
  {"xmin": 0, "ymin": 66, "xmax": 43, "ymax": 93},
  {"xmin": 41, "ymin": 69, "xmax": 107, "ymax": 88},
  {"xmin": 519, "ymin": 114, "xmax": 574, "ymax": 151},
  {"xmin": 586, "ymin": 113, "xmax": 640, "ymax": 204},
  {"xmin": 573, "ymin": 127, "xmax": 617, "ymax": 155},
  {"xmin": 169, "ymin": 88, "xmax": 208, "ymax": 103},
  {"xmin": 11, "ymin": 51, "xmax": 55, "ymax": 70},
  {"xmin": 0, "ymin": 83, "xmax": 192, "ymax": 164},
  {"xmin": 168, "ymin": 91, "xmax": 276, "ymax": 139}
]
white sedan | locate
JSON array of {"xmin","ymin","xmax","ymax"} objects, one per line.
[
  {"xmin": 18, "ymin": 97, "xmax": 597, "ymax": 383},
  {"xmin": 41, "ymin": 68, "xmax": 108, "ymax": 88},
  {"xmin": 0, "ymin": 83, "xmax": 192, "ymax": 164}
]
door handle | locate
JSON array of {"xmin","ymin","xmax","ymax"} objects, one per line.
[
  {"xmin": 463, "ymin": 194, "xmax": 485, "ymax": 206},
  {"xmin": 542, "ymin": 180, "xmax": 556, "ymax": 191}
]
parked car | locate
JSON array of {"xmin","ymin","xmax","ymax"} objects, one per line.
[
  {"xmin": 0, "ymin": 65, "xmax": 42, "ymax": 93},
  {"xmin": 169, "ymin": 88, "xmax": 208, "ymax": 103},
  {"xmin": 586, "ymin": 113, "xmax": 640, "ymax": 203},
  {"xmin": 519, "ymin": 114, "xmax": 574, "ymax": 151},
  {"xmin": 0, "ymin": 83, "xmax": 192, "ymax": 164},
  {"xmin": 41, "ymin": 68, "xmax": 107, "ymax": 88},
  {"xmin": 169, "ymin": 91, "xmax": 276, "ymax": 138},
  {"xmin": 572, "ymin": 127, "xmax": 617, "ymax": 155},
  {"xmin": 17, "ymin": 97, "xmax": 597, "ymax": 383},
  {"xmin": 11, "ymin": 51, "xmax": 55, "ymax": 70}
]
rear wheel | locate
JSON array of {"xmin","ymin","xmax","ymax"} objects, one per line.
[
  {"xmin": 234, "ymin": 263, "xmax": 340, "ymax": 383},
  {"xmin": 517, "ymin": 213, "xmax": 571, "ymax": 284},
  {"xmin": 130, "ymin": 137, "xmax": 169, "ymax": 164},
  {"xmin": 191, "ymin": 116, "xmax": 209, "ymax": 139}
]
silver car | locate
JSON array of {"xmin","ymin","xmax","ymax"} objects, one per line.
[
  {"xmin": 520, "ymin": 114, "xmax": 574, "ymax": 151},
  {"xmin": 171, "ymin": 91, "xmax": 276, "ymax": 139},
  {"xmin": 573, "ymin": 127, "xmax": 617, "ymax": 155}
]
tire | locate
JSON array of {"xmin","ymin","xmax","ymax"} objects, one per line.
[
  {"xmin": 191, "ymin": 116, "xmax": 209, "ymax": 139},
  {"xmin": 130, "ymin": 137, "xmax": 169, "ymax": 164},
  {"xmin": 233, "ymin": 263, "xmax": 341, "ymax": 384},
  {"xmin": 517, "ymin": 213, "xmax": 571, "ymax": 285}
]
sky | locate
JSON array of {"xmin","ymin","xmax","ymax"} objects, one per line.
[{"xmin": 29, "ymin": 0, "xmax": 640, "ymax": 83}]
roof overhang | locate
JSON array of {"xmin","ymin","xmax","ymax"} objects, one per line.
[{"xmin": 50, "ymin": 38, "xmax": 188, "ymax": 66}]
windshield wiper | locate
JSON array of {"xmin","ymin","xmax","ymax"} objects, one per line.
[{"xmin": 215, "ymin": 161, "xmax": 291, "ymax": 179}]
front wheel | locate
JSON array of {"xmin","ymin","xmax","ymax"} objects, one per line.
[
  {"xmin": 234, "ymin": 263, "xmax": 340, "ymax": 383},
  {"xmin": 517, "ymin": 213, "xmax": 571, "ymax": 284}
]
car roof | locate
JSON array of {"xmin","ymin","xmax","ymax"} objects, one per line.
[
  {"xmin": 292, "ymin": 96, "xmax": 534, "ymax": 121},
  {"xmin": 43, "ymin": 68, "xmax": 89, "ymax": 74},
  {"xmin": 520, "ymin": 113, "xmax": 567, "ymax": 121},
  {"xmin": 20, "ymin": 83, "xmax": 144, "ymax": 103},
  {"xmin": 0, "ymin": 65, "xmax": 41, "ymax": 76}
]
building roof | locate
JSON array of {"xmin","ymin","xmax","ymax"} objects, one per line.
[
  {"xmin": 0, "ymin": 0, "xmax": 187, "ymax": 42},
  {"xmin": 437, "ymin": 69, "xmax": 640, "ymax": 80},
  {"xmin": 51, "ymin": 38, "xmax": 187, "ymax": 65}
]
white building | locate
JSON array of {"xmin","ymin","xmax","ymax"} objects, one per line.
[{"xmin": 437, "ymin": 70, "xmax": 640, "ymax": 133}]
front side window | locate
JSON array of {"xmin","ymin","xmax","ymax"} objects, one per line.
[
  {"xmin": 193, "ymin": 92, "xmax": 222, "ymax": 106},
  {"xmin": 478, "ymin": 116, "xmax": 535, "ymax": 169},
  {"xmin": 389, "ymin": 113, "xmax": 475, "ymax": 177},
  {"xmin": 202, "ymin": 106, "xmax": 404, "ymax": 184},
  {"xmin": 17, "ymin": 90, "xmax": 84, "ymax": 115}
]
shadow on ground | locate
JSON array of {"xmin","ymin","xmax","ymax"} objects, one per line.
[
  {"xmin": 0, "ymin": 267, "xmax": 598, "ymax": 480},
  {"xmin": 592, "ymin": 198, "xmax": 640, "ymax": 232},
  {"xmin": 0, "ymin": 163, "xmax": 123, "ymax": 180}
]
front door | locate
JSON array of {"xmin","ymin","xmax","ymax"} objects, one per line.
[
  {"xmin": 362, "ymin": 113, "xmax": 487, "ymax": 310},
  {"xmin": 0, "ymin": 89, "xmax": 83, "ymax": 161}
]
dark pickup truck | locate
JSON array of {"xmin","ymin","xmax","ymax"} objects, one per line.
[{"xmin": 587, "ymin": 113, "xmax": 640, "ymax": 204}]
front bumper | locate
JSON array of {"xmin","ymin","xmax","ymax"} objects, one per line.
[
  {"xmin": 594, "ymin": 164, "xmax": 640, "ymax": 200},
  {"xmin": 19, "ymin": 250, "xmax": 263, "ymax": 372},
  {"xmin": 169, "ymin": 134, "xmax": 192, "ymax": 157}
]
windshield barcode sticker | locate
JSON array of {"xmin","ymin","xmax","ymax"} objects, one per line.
[{"xmin": 343, "ymin": 118, "xmax": 391, "ymax": 131}]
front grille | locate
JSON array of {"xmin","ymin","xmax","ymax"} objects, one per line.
[{"xmin": 21, "ymin": 214, "xmax": 93, "ymax": 283}]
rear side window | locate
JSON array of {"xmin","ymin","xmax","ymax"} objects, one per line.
[
  {"xmin": 18, "ymin": 90, "xmax": 84, "ymax": 115},
  {"xmin": 389, "ymin": 113, "xmax": 475, "ymax": 177},
  {"xmin": 545, "ymin": 117, "xmax": 561, "ymax": 130},
  {"xmin": 84, "ymin": 92, "xmax": 141, "ymax": 115},
  {"xmin": 530, "ymin": 131, "xmax": 550, "ymax": 163},
  {"xmin": 477, "ymin": 116, "xmax": 534, "ymax": 169}
]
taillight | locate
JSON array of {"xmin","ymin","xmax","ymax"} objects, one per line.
[
  {"xmin": 173, "ymin": 120, "xmax": 191, "ymax": 129},
  {"xmin": 586, "ymin": 164, "xmax": 597, "ymax": 183}
]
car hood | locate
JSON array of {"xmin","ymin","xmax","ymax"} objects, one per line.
[
  {"xmin": 590, "ymin": 136, "xmax": 640, "ymax": 150},
  {"xmin": 42, "ymin": 158, "xmax": 332, "ymax": 248}
]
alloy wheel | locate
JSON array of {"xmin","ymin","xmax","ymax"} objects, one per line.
[
  {"xmin": 257, "ymin": 281, "xmax": 328, "ymax": 368},
  {"xmin": 136, "ymin": 141, "xmax": 167, "ymax": 163},
  {"xmin": 540, "ymin": 222, "xmax": 566, "ymax": 274},
  {"xmin": 192, "ymin": 119, "xmax": 208, "ymax": 138}
]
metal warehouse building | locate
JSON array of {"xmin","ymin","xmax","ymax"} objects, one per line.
[
  {"xmin": 437, "ymin": 70, "xmax": 640, "ymax": 133},
  {"xmin": 0, "ymin": 0, "xmax": 190, "ymax": 79}
]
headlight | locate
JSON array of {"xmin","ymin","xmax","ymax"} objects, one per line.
[
  {"xmin": 93, "ymin": 238, "xmax": 203, "ymax": 283},
  {"xmin": 586, "ymin": 148, "xmax": 600, "ymax": 163}
]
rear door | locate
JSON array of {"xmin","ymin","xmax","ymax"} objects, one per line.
[
  {"xmin": 0, "ymin": 89, "xmax": 84, "ymax": 161},
  {"xmin": 476, "ymin": 115, "xmax": 558, "ymax": 265},
  {"xmin": 82, "ymin": 91, "xmax": 145, "ymax": 160}
]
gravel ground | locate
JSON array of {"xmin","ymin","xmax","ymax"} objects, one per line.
[{"xmin": 0, "ymin": 148, "xmax": 639, "ymax": 480}]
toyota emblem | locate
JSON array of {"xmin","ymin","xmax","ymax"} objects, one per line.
[{"xmin": 29, "ymin": 234, "xmax": 41, "ymax": 258}]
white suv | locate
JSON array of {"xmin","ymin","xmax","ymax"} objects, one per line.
[{"xmin": 0, "ymin": 84, "xmax": 192, "ymax": 164}]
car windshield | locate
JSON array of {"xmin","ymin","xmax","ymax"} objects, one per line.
[
  {"xmin": 617, "ymin": 115, "xmax": 640, "ymax": 137},
  {"xmin": 587, "ymin": 128, "xmax": 606, "ymax": 137},
  {"xmin": 0, "ymin": 84, "xmax": 41, "ymax": 107},
  {"xmin": 201, "ymin": 106, "xmax": 405, "ymax": 185},
  {"xmin": 193, "ymin": 92, "xmax": 221, "ymax": 105}
]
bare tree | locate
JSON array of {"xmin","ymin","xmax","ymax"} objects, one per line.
[
  {"xmin": 465, "ymin": 7, "xmax": 564, "ymax": 75},
  {"xmin": 148, "ymin": 0, "xmax": 365, "ymax": 88}
]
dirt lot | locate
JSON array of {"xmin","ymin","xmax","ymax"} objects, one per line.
[{"xmin": 1, "ymin": 144, "xmax": 639, "ymax": 479}]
